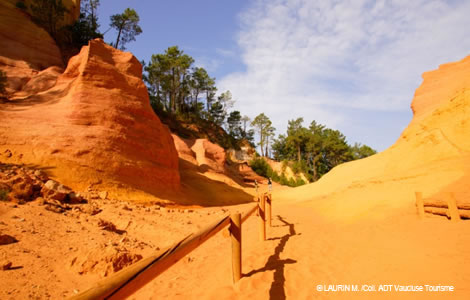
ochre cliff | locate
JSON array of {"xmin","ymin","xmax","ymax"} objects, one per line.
[
  {"xmin": 277, "ymin": 55, "xmax": 470, "ymax": 220},
  {"xmin": 0, "ymin": 39, "xmax": 180, "ymax": 201},
  {"xmin": 6, "ymin": 0, "xmax": 80, "ymax": 26},
  {"xmin": 0, "ymin": 0, "xmax": 64, "ymax": 96}
]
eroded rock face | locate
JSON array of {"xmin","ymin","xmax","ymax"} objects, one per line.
[
  {"xmin": 191, "ymin": 139, "xmax": 226, "ymax": 173},
  {"xmin": 0, "ymin": 1, "xmax": 64, "ymax": 96},
  {"xmin": 0, "ymin": 1, "xmax": 64, "ymax": 71},
  {"xmin": 172, "ymin": 134, "xmax": 198, "ymax": 165},
  {"xmin": 0, "ymin": 40, "xmax": 180, "ymax": 200}
]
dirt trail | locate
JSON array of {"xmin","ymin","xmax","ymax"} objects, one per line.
[
  {"xmin": 133, "ymin": 198, "xmax": 470, "ymax": 300},
  {"xmin": 1, "ymin": 186, "xmax": 469, "ymax": 299}
]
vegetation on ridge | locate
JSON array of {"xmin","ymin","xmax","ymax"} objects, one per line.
[
  {"xmin": 19, "ymin": 1, "xmax": 377, "ymax": 187},
  {"xmin": 272, "ymin": 117, "xmax": 376, "ymax": 182},
  {"xmin": 142, "ymin": 46, "xmax": 255, "ymax": 150},
  {"xmin": 26, "ymin": 0, "xmax": 140, "ymax": 63}
]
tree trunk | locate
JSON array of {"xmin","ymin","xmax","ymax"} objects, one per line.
[
  {"xmin": 297, "ymin": 145, "xmax": 301, "ymax": 162},
  {"xmin": 115, "ymin": 24, "xmax": 123, "ymax": 49},
  {"xmin": 260, "ymin": 130, "xmax": 264, "ymax": 157},
  {"xmin": 194, "ymin": 91, "xmax": 199, "ymax": 110},
  {"xmin": 312, "ymin": 155, "xmax": 320, "ymax": 181}
]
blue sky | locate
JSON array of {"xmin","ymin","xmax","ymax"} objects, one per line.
[{"xmin": 99, "ymin": 0, "xmax": 470, "ymax": 152}]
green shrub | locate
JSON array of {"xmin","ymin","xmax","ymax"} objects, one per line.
[
  {"xmin": 16, "ymin": 1, "xmax": 27, "ymax": 10},
  {"xmin": 249, "ymin": 157, "xmax": 271, "ymax": 178},
  {"xmin": 295, "ymin": 178, "xmax": 306, "ymax": 186},
  {"xmin": 279, "ymin": 174, "xmax": 289, "ymax": 186},
  {"xmin": 0, "ymin": 189, "xmax": 9, "ymax": 201},
  {"xmin": 281, "ymin": 160, "xmax": 288, "ymax": 173},
  {"xmin": 248, "ymin": 157, "xmax": 309, "ymax": 187},
  {"xmin": 249, "ymin": 157, "xmax": 280, "ymax": 179},
  {"xmin": 292, "ymin": 159, "xmax": 308, "ymax": 175}
]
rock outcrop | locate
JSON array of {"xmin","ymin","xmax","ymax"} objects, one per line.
[
  {"xmin": 0, "ymin": 1, "xmax": 64, "ymax": 96},
  {"xmin": 277, "ymin": 55, "xmax": 470, "ymax": 220},
  {"xmin": 172, "ymin": 134, "xmax": 198, "ymax": 165},
  {"xmin": 0, "ymin": 39, "xmax": 180, "ymax": 200},
  {"xmin": 191, "ymin": 139, "xmax": 227, "ymax": 173},
  {"xmin": 5, "ymin": 0, "xmax": 80, "ymax": 27},
  {"xmin": 227, "ymin": 140, "xmax": 256, "ymax": 162}
]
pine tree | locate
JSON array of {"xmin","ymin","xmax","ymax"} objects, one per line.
[{"xmin": 110, "ymin": 8, "xmax": 142, "ymax": 50}]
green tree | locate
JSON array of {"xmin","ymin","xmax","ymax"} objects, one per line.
[
  {"xmin": 209, "ymin": 101, "xmax": 225, "ymax": 126},
  {"xmin": 30, "ymin": 0, "xmax": 68, "ymax": 38},
  {"xmin": 217, "ymin": 91, "xmax": 234, "ymax": 119},
  {"xmin": 272, "ymin": 134, "xmax": 290, "ymax": 160},
  {"xmin": 273, "ymin": 118, "xmax": 376, "ymax": 182},
  {"xmin": 305, "ymin": 121, "xmax": 326, "ymax": 181},
  {"xmin": 144, "ymin": 46, "xmax": 195, "ymax": 114},
  {"xmin": 321, "ymin": 129, "xmax": 352, "ymax": 168},
  {"xmin": 251, "ymin": 113, "xmax": 272, "ymax": 157},
  {"xmin": 189, "ymin": 67, "xmax": 214, "ymax": 114},
  {"xmin": 265, "ymin": 124, "xmax": 276, "ymax": 157},
  {"xmin": 241, "ymin": 115, "xmax": 250, "ymax": 135},
  {"xmin": 245, "ymin": 129, "xmax": 255, "ymax": 145},
  {"xmin": 70, "ymin": 0, "xmax": 103, "ymax": 47},
  {"xmin": 227, "ymin": 111, "xmax": 242, "ymax": 139},
  {"xmin": 110, "ymin": 8, "xmax": 142, "ymax": 50},
  {"xmin": 350, "ymin": 143, "xmax": 377, "ymax": 159},
  {"xmin": 286, "ymin": 118, "xmax": 310, "ymax": 162}
]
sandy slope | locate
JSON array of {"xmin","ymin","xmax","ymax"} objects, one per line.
[{"xmin": 276, "ymin": 55, "xmax": 470, "ymax": 221}]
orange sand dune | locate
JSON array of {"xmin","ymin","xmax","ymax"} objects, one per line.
[{"xmin": 277, "ymin": 55, "xmax": 470, "ymax": 222}]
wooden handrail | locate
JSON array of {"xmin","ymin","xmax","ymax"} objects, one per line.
[
  {"xmin": 415, "ymin": 191, "xmax": 468, "ymax": 221},
  {"xmin": 241, "ymin": 203, "xmax": 258, "ymax": 223},
  {"xmin": 70, "ymin": 202, "xmax": 262, "ymax": 300}
]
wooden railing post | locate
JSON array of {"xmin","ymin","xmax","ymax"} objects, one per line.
[
  {"xmin": 415, "ymin": 192, "xmax": 425, "ymax": 219},
  {"xmin": 69, "ymin": 203, "xmax": 260, "ymax": 299},
  {"xmin": 266, "ymin": 193, "xmax": 272, "ymax": 227},
  {"xmin": 446, "ymin": 192, "xmax": 461, "ymax": 222},
  {"xmin": 230, "ymin": 213, "xmax": 242, "ymax": 283},
  {"xmin": 259, "ymin": 194, "xmax": 266, "ymax": 241}
]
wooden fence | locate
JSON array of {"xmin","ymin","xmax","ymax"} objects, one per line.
[
  {"xmin": 415, "ymin": 191, "xmax": 470, "ymax": 221},
  {"xmin": 70, "ymin": 193, "xmax": 273, "ymax": 300}
]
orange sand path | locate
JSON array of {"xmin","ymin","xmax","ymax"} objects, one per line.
[{"xmin": 132, "ymin": 197, "xmax": 470, "ymax": 300}]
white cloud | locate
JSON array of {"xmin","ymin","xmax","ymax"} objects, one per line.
[{"xmin": 218, "ymin": 0, "xmax": 470, "ymax": 148}]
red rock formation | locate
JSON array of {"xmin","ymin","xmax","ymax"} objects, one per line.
[
  {"xmin": 191, "ymin": 139, "xmax": 227, "ymax": 173},
  {"xmin": 172, "ymin": 134, "xmax": 198, "ymax": 165},
  {"xmin": 0, "ymin": 1, "xmax": 64, "ymax": 96},
  {"xmin": 0, "ymin": 39, "xmax": 180, "ymax": 200}
]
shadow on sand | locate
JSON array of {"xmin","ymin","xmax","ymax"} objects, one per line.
[{"xmin": 245, "ymin": 215, "xmax": 298, "ymax": 300}]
